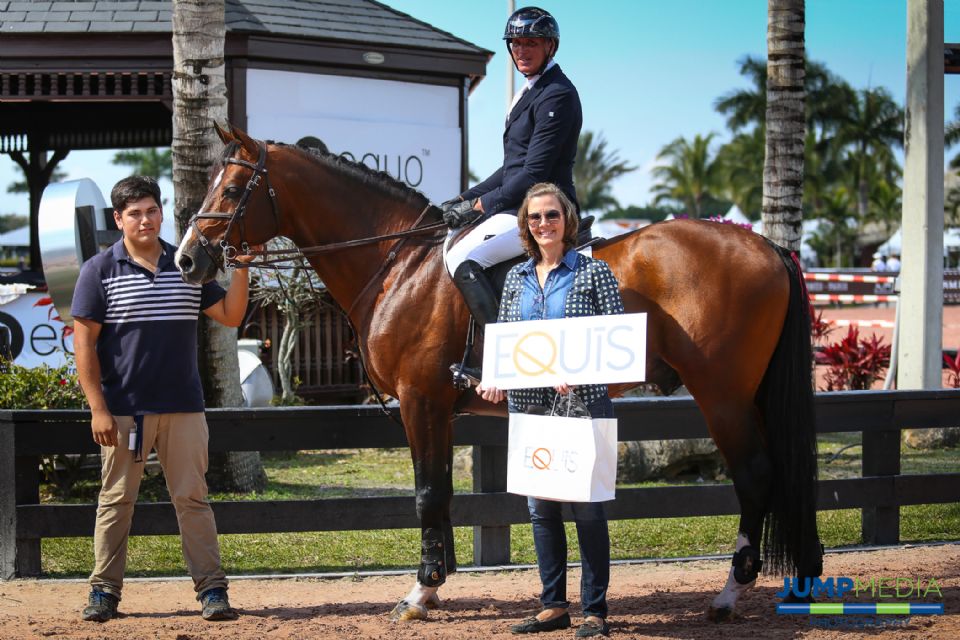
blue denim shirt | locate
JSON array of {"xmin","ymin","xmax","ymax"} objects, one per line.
[{"xmin": 516, "ymin": 248, "xmax": 579, "ymax": 322}]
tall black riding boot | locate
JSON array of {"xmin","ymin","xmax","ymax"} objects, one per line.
[
  {"xmin": 450, "ymin": 260, "xmax": 499, "ymax": 386},
  {"xmin": 452, "ymin": 260, "xmax": 499, "ymax": 327}
]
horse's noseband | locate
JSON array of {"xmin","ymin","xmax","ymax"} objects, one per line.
[{"xmin": 188, "ymin": 140, "xmax": 280, "ymax": 270}]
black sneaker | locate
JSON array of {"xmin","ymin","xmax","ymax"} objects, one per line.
[
  {"xmin": 81, "ymin": 587, "xmax": 119, "ymax": 622},
  {"xmin": 200, "ymin": 587, "xmax": 238, "ymax": 621}
]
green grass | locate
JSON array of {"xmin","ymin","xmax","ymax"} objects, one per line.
[{"xmin": 38, "ymin": 439, "xmax": 960, "ymax": 578}]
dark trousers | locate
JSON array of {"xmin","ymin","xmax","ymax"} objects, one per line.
[{"xmin": 526, "ymin": 396, "xmax": 613, "ymax": 619}]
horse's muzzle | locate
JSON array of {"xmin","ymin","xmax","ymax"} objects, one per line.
[{"xmin": 176, "ymin": 245, "xmax": 216, "ymax": 284}]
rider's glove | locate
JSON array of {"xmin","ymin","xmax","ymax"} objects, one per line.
[{"xmin": 442, "ymin": 198, "xmax": 481, "ymax": 229}]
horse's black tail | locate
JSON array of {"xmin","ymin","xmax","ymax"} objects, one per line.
[{"xmin": 756, "ymin": 245, "xmax": 822, "ymax": 577}]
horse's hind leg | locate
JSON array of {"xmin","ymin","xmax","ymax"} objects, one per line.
[{"xmin": 705, "ymin": 403, "xmax": 772, "ymax": 622}]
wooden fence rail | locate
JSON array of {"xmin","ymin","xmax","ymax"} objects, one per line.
[{"xmin": 3, "ymin": 389, "xmax": 960, "ymax": 579}]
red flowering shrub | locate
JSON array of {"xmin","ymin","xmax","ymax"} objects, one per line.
[
  {"xmin": 816, "ymin": 326, "xmax": 891, "ymax": 391},
  {"xmin": 944, "ymin": 352, "xmax": 960, "ymax": 389}
]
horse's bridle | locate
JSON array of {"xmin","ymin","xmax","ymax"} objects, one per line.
[
  {"xmin": 188, "ymin": 141, "xmax": 281, "ymax": 268},
  {"xmin": 188, "ymin": 140, "xmax": 447, "ymax": 271}
]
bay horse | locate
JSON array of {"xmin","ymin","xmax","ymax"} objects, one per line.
[{"xmin": 176, "ymin": 125, "xmax": 822, "ymax": 622}]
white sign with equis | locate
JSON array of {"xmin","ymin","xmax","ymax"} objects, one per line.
[{"xmin": 481, "ymin": 313, "xmax": 647, "ymax": 390}]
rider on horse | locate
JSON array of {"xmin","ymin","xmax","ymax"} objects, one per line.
[{"xmin": 441, "ymin": 6, "xmax": 583, "ymax": 384}]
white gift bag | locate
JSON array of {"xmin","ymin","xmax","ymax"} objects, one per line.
[{"xmin": 507, "ymin": 412, "xmax": 618, "ymax": 502}]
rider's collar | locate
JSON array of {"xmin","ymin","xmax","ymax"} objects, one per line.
[{"xmin": 520, "ymin": 58, "xmax": 556, "ymax": 86}]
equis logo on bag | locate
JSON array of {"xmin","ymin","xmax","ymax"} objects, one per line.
[{"xmin": 524, "ymin": 446, "xmax": 579, "ymax": 473}]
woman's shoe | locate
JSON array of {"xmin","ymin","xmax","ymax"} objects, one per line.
[
  {"xmin": 510, "ymin": 611, "xmax": 571, "ymax": 634},
  {"xmin": 575, "ymin": 618, "xmax": 610, "ymax": 637}
]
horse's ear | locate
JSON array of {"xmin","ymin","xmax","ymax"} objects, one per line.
[
  {"xmin": 230, "ymin": 126, "xmax": 260, "ymax": 157},
  {"xmin": 213, "ymin": 122, "xmax": 234, "ymax": 144}
]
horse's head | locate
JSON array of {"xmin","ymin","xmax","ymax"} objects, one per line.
[{"xmin": 176, "ymin": 123, "xmax": 280, "ymax": 284}]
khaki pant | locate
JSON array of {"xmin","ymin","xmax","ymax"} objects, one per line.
[{"xmin": 89, "ymin": 413, "xmax": 227, "ymax": 599}]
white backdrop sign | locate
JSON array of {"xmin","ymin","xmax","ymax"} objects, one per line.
[
  {"xmin": 0, "ymin": 291, "xmax": 73, "ymax": 368},
  {"xmin": 482, "ymin": 313, "xmax": 647, "ymax": 390},
  {"xmin": 246, "ymin": 69, "xmax": 461, "ymax": 203}
]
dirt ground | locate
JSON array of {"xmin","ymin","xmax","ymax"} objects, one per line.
[{"xmin": 1, "ymin": 544, "xmax": 956, "ymax": 640}]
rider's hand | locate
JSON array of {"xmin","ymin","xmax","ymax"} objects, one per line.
[
  {"xmin": 91, "ymin": 409, "xmax": 119, "ymax": 448},
  {"xmin": 477, "ymin": 382, "xmax": 505, "ymax": 404},
  {"xmin": 442, "ymin": 198, "xmax": 481, "ymax": 229}
]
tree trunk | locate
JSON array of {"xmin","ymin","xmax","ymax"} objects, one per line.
[
  {"xmin": 762, "ymin": 0, "xmax": 806, "ymax": 251},
  {"xmin": 172, "ymin": 0, "xmax": 265, "ymax": 493}
]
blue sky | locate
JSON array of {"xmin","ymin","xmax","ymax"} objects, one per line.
[{"xmin": 0, "ymin": 0, "xmax": 958, "ymax": 220}]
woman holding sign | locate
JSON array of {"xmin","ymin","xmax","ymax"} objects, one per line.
[{"xmin": 478, "ymin": 182, "xmax": 623, "ymax": 637}]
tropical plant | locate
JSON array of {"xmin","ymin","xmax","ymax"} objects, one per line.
[
  {"xmin": 573, "ymin": 131, "xmax": 637, "ymax": 214},
  {"xmin": 837, "ymin": 86, "xmax": 903, "ymax": 222},
  {"xmin": 6, "ymin": 166, "xmax": 67, "ymax": 194},
  {"xmin": 248, "ymin": 238, "xmax": 326, "ymax": 404},
  {"xmin": 805, "ymin": 188, "xmax": 858, "ymax": 267},
  {"xmin": 112, "ymin": 148, "xmax": 173, "ymax": 180},
  {"xmin": 0, "ymin": 213, "xmax": 27, "ymax": 233},
  {"xmin": 173, "ymin": 0, "xmax": 264, "ymax": 492},
  {"xmin": 650, "ymin": 133, "xmax": 723, "ymax": 218},
  {"xmin": 946, "ymin": 102, "xmax": 960, "ymax": 170},
  {"xmin": 714, "ymin": 55, "xmax": 767, "ymax": 133},
  {"xmin": 816, "ymin": 326, "xmax": 891, "ymax": 391},
  {"xmin": 715, "ymin": 127, "xmax": 764, "ymax": 218},
  {"xmin": 762, "ymin": 0, "xmax": 806, "ymax": 250},
  {"xmin": 1, "ymin": 357, "xmax": 90, "ymax": 498}
]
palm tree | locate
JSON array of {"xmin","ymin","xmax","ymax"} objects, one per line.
[
  {"xmin": 112, "ymin": 148, "xmax": 173, "ymax": 180},
  {"xmin": 651, "ymin": 134, "xmax": 723, "ymax": 217},
  {"xmin": 947, "ymin": 102, "xmax": 960, "ymax": 170},
  {"xmin": 838, "ymin": 87, "xmax": 903, "ymax": 221},
  {"xmin": 762, "ymin": 0, "xmax": 806, "ymax": 250},
  {"xmin": 172, "ymin": 0, "xmax": 265, "ymax": 492},
  {"xmin": 714, "ymin": 55, "xmax": 767, "ymax": 133},
  {"xmin": 716, "ymin": 127, "xmax": 765, "ymax": 218},
  {"xmin": 573, "ymin": 131, "xmax": 636, "ymax": 214}
]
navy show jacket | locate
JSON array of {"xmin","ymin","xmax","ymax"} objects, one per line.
[{"xmin": 463, "ymin": 64, "xmax": 582, "ymax": 216}]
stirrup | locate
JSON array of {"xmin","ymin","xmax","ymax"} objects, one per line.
[{"xmin": 450, "ymin": 364, "xmax": 481, "ymax": 389}]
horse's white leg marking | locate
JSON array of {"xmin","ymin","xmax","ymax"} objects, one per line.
[
  {"xmin": 711, "ymin": 533, "xmax": 755, "ymax": 614},
  {"xmin": 404, "ymin": 580, "xmax": 440, "ymax": 609},
  {"xmin": 389, "ymin": 580, "xmax": 440, "ymax": 621}
]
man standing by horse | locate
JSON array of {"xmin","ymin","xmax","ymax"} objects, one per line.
[
  {"xmin": 72, "ymin": 176, "xmax": 251, "ymax": 623},
  {"xmin": 442, "ymin": 6, "xmax": 582, "ymax": 385}
]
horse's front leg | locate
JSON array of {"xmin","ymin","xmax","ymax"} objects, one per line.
[{"xmin": 390, "ymin": 395, "xmax": 455, "ymax": 622}]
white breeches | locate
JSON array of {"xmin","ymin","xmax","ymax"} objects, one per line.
[{"xmin": 443, "ymin": 213, "xmax": 525, "ymax": 276}]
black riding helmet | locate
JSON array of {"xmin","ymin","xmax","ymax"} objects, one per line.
[{"xmin": 503, "ymin": 6, "xmax": 559, "ymax": 77}]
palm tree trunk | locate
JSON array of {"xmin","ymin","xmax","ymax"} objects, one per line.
[
  {"xmin": 172, "ymin": 0, "xmax": 265, "ymax": 492},
  {"xmin": 762, "ymin": 0, "xmax": 806, "ymax": 251}
]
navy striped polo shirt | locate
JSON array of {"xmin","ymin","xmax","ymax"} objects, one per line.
[{"xmin": 71, "ymin": 238, "xmax": 226, "ymax": 415}]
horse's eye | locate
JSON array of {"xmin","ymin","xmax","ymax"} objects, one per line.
[{"xmin": 223, "ymin": 185, "xmax": 241, "ymax": 200}]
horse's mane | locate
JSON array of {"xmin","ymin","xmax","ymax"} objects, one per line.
[{"xmin": 284, "ymin": 141, "xmax": 441, "ymax": 219}]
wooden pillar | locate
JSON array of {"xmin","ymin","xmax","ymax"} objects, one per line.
[{"xmin": 472, "ymin": 444, "xmax": 510, "ymax": 565}]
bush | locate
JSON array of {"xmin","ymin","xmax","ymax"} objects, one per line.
[
  {"xmin": 816, "ymin": 326, "xmax": 891, "ymax": 391},
  {"xmin": 0, "ymin": 357, "xmax": 86, "ymax": 409}
]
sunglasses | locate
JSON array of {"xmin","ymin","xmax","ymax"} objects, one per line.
[{"xmin": 527, "ymin": 210, "xmax": 563, "ymax": 224}]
